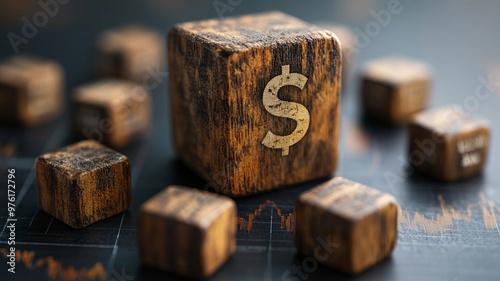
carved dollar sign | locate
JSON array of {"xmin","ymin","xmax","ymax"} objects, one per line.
[{"xmin": 262, "ymin": 65, "xmax": 310, "ymax": 156}]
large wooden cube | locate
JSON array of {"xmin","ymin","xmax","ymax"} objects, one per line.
[
  {"xmin": 409, "ymin": 106, "xmax": 490, "ymax": 181},
  {"xmin": 137, "ymin": 185, "xmax": 237, "ymax": 278},
  {"xmin": 169, "ymin": 11, "xmax": 342, "ymax": 197},
  {"xmin": 361, "ymin": 56, "xmax": 431, "ymax": 124},
  {"xmin": 72, "ymin": 80, "xmax": 151, "ymax": 148},
  {"xmin": 0, "ymin": 55, "xmax": 64, "ymax": 126},
  {"xmin": 36, "ymin": 140, "xmax": 131, "ymax": 229},
  {"xmin": 295, "ymin": 177, "xmax": 398, "ymax": 274}
]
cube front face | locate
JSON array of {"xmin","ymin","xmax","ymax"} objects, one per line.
[
  {"xmin": 409, "ymin": 107, "xmax": 490, "ymax": 181},
  {"xmin": 137, "ymin": 186, "xmax": 237, "ymax": 278},
  {"xmin": 0, "ymin": 83, "xmax": 20, "ymax": 124},
  {"xmin": 73, "ymin": 80, "xmax": 151, "ymax": 148},
  {"xmin": 169, "ymin": 12, "xmax": 341, "ymax": 197},
  {"xmin": 361, "ymin": 80, "xmax": 393, "ymax": 120},
  {"xmin": 295, "ymin": 200, "xmax": 352, "ymax": 271},
  {"xmin": 0, "ymin": 55, "xmax": 63, "ymax": 126},
  {"xmin": 294, "ymin": 177, "xmax": 398, "ymax": 274},
  {"xmin": 36, "ymin": 140, "xmax": 131, "ymax": 229}
]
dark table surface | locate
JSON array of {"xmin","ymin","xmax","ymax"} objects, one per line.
[{"xmin": 1, "ymin": 0, "xmax": 500, "ymax": 280}]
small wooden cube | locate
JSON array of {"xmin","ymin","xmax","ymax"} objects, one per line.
[
  {"xmin": 169, "ymin": 11, "xmax": 342, "ymax": 197},
  {"xmin": 295, "ymin": 177, "xmax": 398, "ymax": 274},
  {"xmin": 72, "ymin": 80, "xmax": 151, "ymax": 148},
  {"xmin": 409, "ymin": 106, "xmax": 490, "ymax": 181},
  {"xmin": 361, "ymin": 56, "xmax": 431, "ymax": 124},
  {"xmin": 137, "ymin": 185, "xmax": 236, "ymax": 278},
  {"xmin": 0, "ymin": 55, "xmax": 64, "ymax": 126},
  {"xmin": 318, "ymin": 23, "xmax": 356, "ymax": 87},
  {"xmin": 36, "ymin": 140, "xmax": 131, "ymax": 229},
  {"xmin": 95, "ymin": 25, "xmax": 165, "ymax": 82}
]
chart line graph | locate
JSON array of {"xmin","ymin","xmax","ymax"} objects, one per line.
[
  {"xmin": 236, "ymin": 193, "xmax": 500, "ymax": 234},
  {"xmin": 1, "ymin": 192, "xmax": 499, "ymax": 281},
  {"xmin": 0, "ymin": 248, "xmax": 107, "ymax": 281}
]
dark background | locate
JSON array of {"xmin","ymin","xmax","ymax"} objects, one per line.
[{"xmin": 1, "ymin": 0, "xmax": 500, "ymax": 280}]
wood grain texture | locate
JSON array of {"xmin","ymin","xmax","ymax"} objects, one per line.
[
  {"xmin": 317, "ymin": 23, "xmax": 356, "ymax": 87},
  {"xmin": 137, "ymin": 185, "xmax": 237, "ymax": 278},
  {"xmin": 72, "ymin": 79, "xmax": 151, "ymax": 149},
  {"xmin": 35, "ymin": 140, "xmax": 131, "ymax": 229},
  {"xmin": 0, "ymin": 55, "xmax": 64, "ymax": 126},
  {"xmin": 95, "ymin": 25, "xmax": 165, "ymax": 82},
  {"xmin": 361, "ymin": 56, "xmax": 431, "ymax": 124},
  {"xmin": 169, "ymin": 11, "xmax": 342, "ymax": 197},
  {"xmin": 295, "ymin": 177, "xmax": 398, "ymax": 274},
  {"xmin": 409, "ymin": 106, "xmax": 491, "ymax": 181}
]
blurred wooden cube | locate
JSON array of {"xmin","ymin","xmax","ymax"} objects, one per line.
[
  {"xmin": 138, "ymin": 185, "xmax": 237, "ymax": 278},
  {"xmin": 318, "ymin": 23, "xmax": 356, "ymax": 87},
  {"xmin": 72, "ymin": 79, "xmax": 151, "ymax": 148},
  {"xmin": 361, "ymin": 56, "xmax": 431, "ymax": 124},
  {"xmin": 295, "ymin": 177, "xmax": 398, "ymax": 274},
  {"xmin": 36, "ymin": 140, "xmax": 131, "ymax": 229},
  {"xmin": 0, "ymin": 55, "xmax": 64, "ymax": 126},
  {"xmin": 95, "ymin": 25, "xmax": 165, "ymax": 83},
  {"xmin": 169, "ymin": 11, "xmax": 341, "ymax": 197},
  {"xmin": 409, "ymin": 106, "xmax": 490, "ymax": 181}
]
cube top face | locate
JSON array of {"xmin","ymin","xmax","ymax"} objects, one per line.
[
  {"xmin": 141, "ymin": 186, "xmax": 236, "ymax": 228},
  {"xmin": 363, "ymin": 56, "xmax": 430, "ymax": 85},
  {"xmin": 73, "ymin": 80, "xmax": 146, "ymax": 107},
  {"xmin": 413, "ymin": 106, "xmax": 490, "ymax": 136},
  {"xmin": 299, "ymin": 177, "xmax": 397, "ymax": 221},
  {"xmin": 169, "ymin": 11, "xmax": 342, "ymax": 197},
  {"xmin": 97, "ymin": 25, "xmax": 163, "ymax": 53},
  {"xmin": 173, "ymin": 11, "xmax": 333, "ymax": 53},
  {"xmin": 37, "ymin": 140, "xmax": 128, "ymax": 179},
  {"xmin": 0, "ymin": 55, "xmax": 61, "ymax": 81}
]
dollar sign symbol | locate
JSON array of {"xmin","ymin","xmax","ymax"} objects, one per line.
[{"xmin": 262, "ymin": 65, "xmax": 310, "ymax": 156}]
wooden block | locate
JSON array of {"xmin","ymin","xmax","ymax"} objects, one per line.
[
  {"xmin": 409, "ymin": 106, "xmax": 490, "ymax": 181},
  {"xmin": 295, "ymin": 177, "xmax": 398, "ymax": 274},
  {"xmin": 95, "ymin": 25, "xmax": 165, "ymax": 83},
  {"xmin": 318, "ymin": 23, "xmax": 356, "ymax": 87},
  {"xmin": 0, "ymin": 55, "xmax": 64, "ymax": 126},
  {"xmin": 72, "ymin": 79, "xmax": 151, "ymax": 148},
  {"xmin": 137, "ymin": 185, "xmax": 236, "ymax": 278},
  {"xmin": 169, "ymin": 11, "xmax": 342, "ymax": 197},
  {"xmin": 36, "ymin": 140, "xmax": 131, "ymax": 229},
  {"xmin": 361, "ymin": 56, "xmax": 431, "ymax": 124}
]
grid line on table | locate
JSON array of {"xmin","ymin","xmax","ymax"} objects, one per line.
[
  {"xmin": 106, "ymin": 141, "xmax": 150, "ymax": 279},
  {"xmin": 0, "ymin": 162, "xmax": 35, "ymax": 239},
  {"xmin": 27, "ymin": 209, "xmax": 40, "ymax": 231},
  {"xmin": 44, "ymin": 218, "xmax": 54, "ymax": 234},
  {"xmin": 264, "ymin": 206, "xmax": 274, "ymax": 281},
  {"xmin": 0, "ymin": 123, "xmax": 66, "ymax": 239},
  {"xmin": 0, "ymin": 241, "xmax": 116, "ymax": 248}
]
